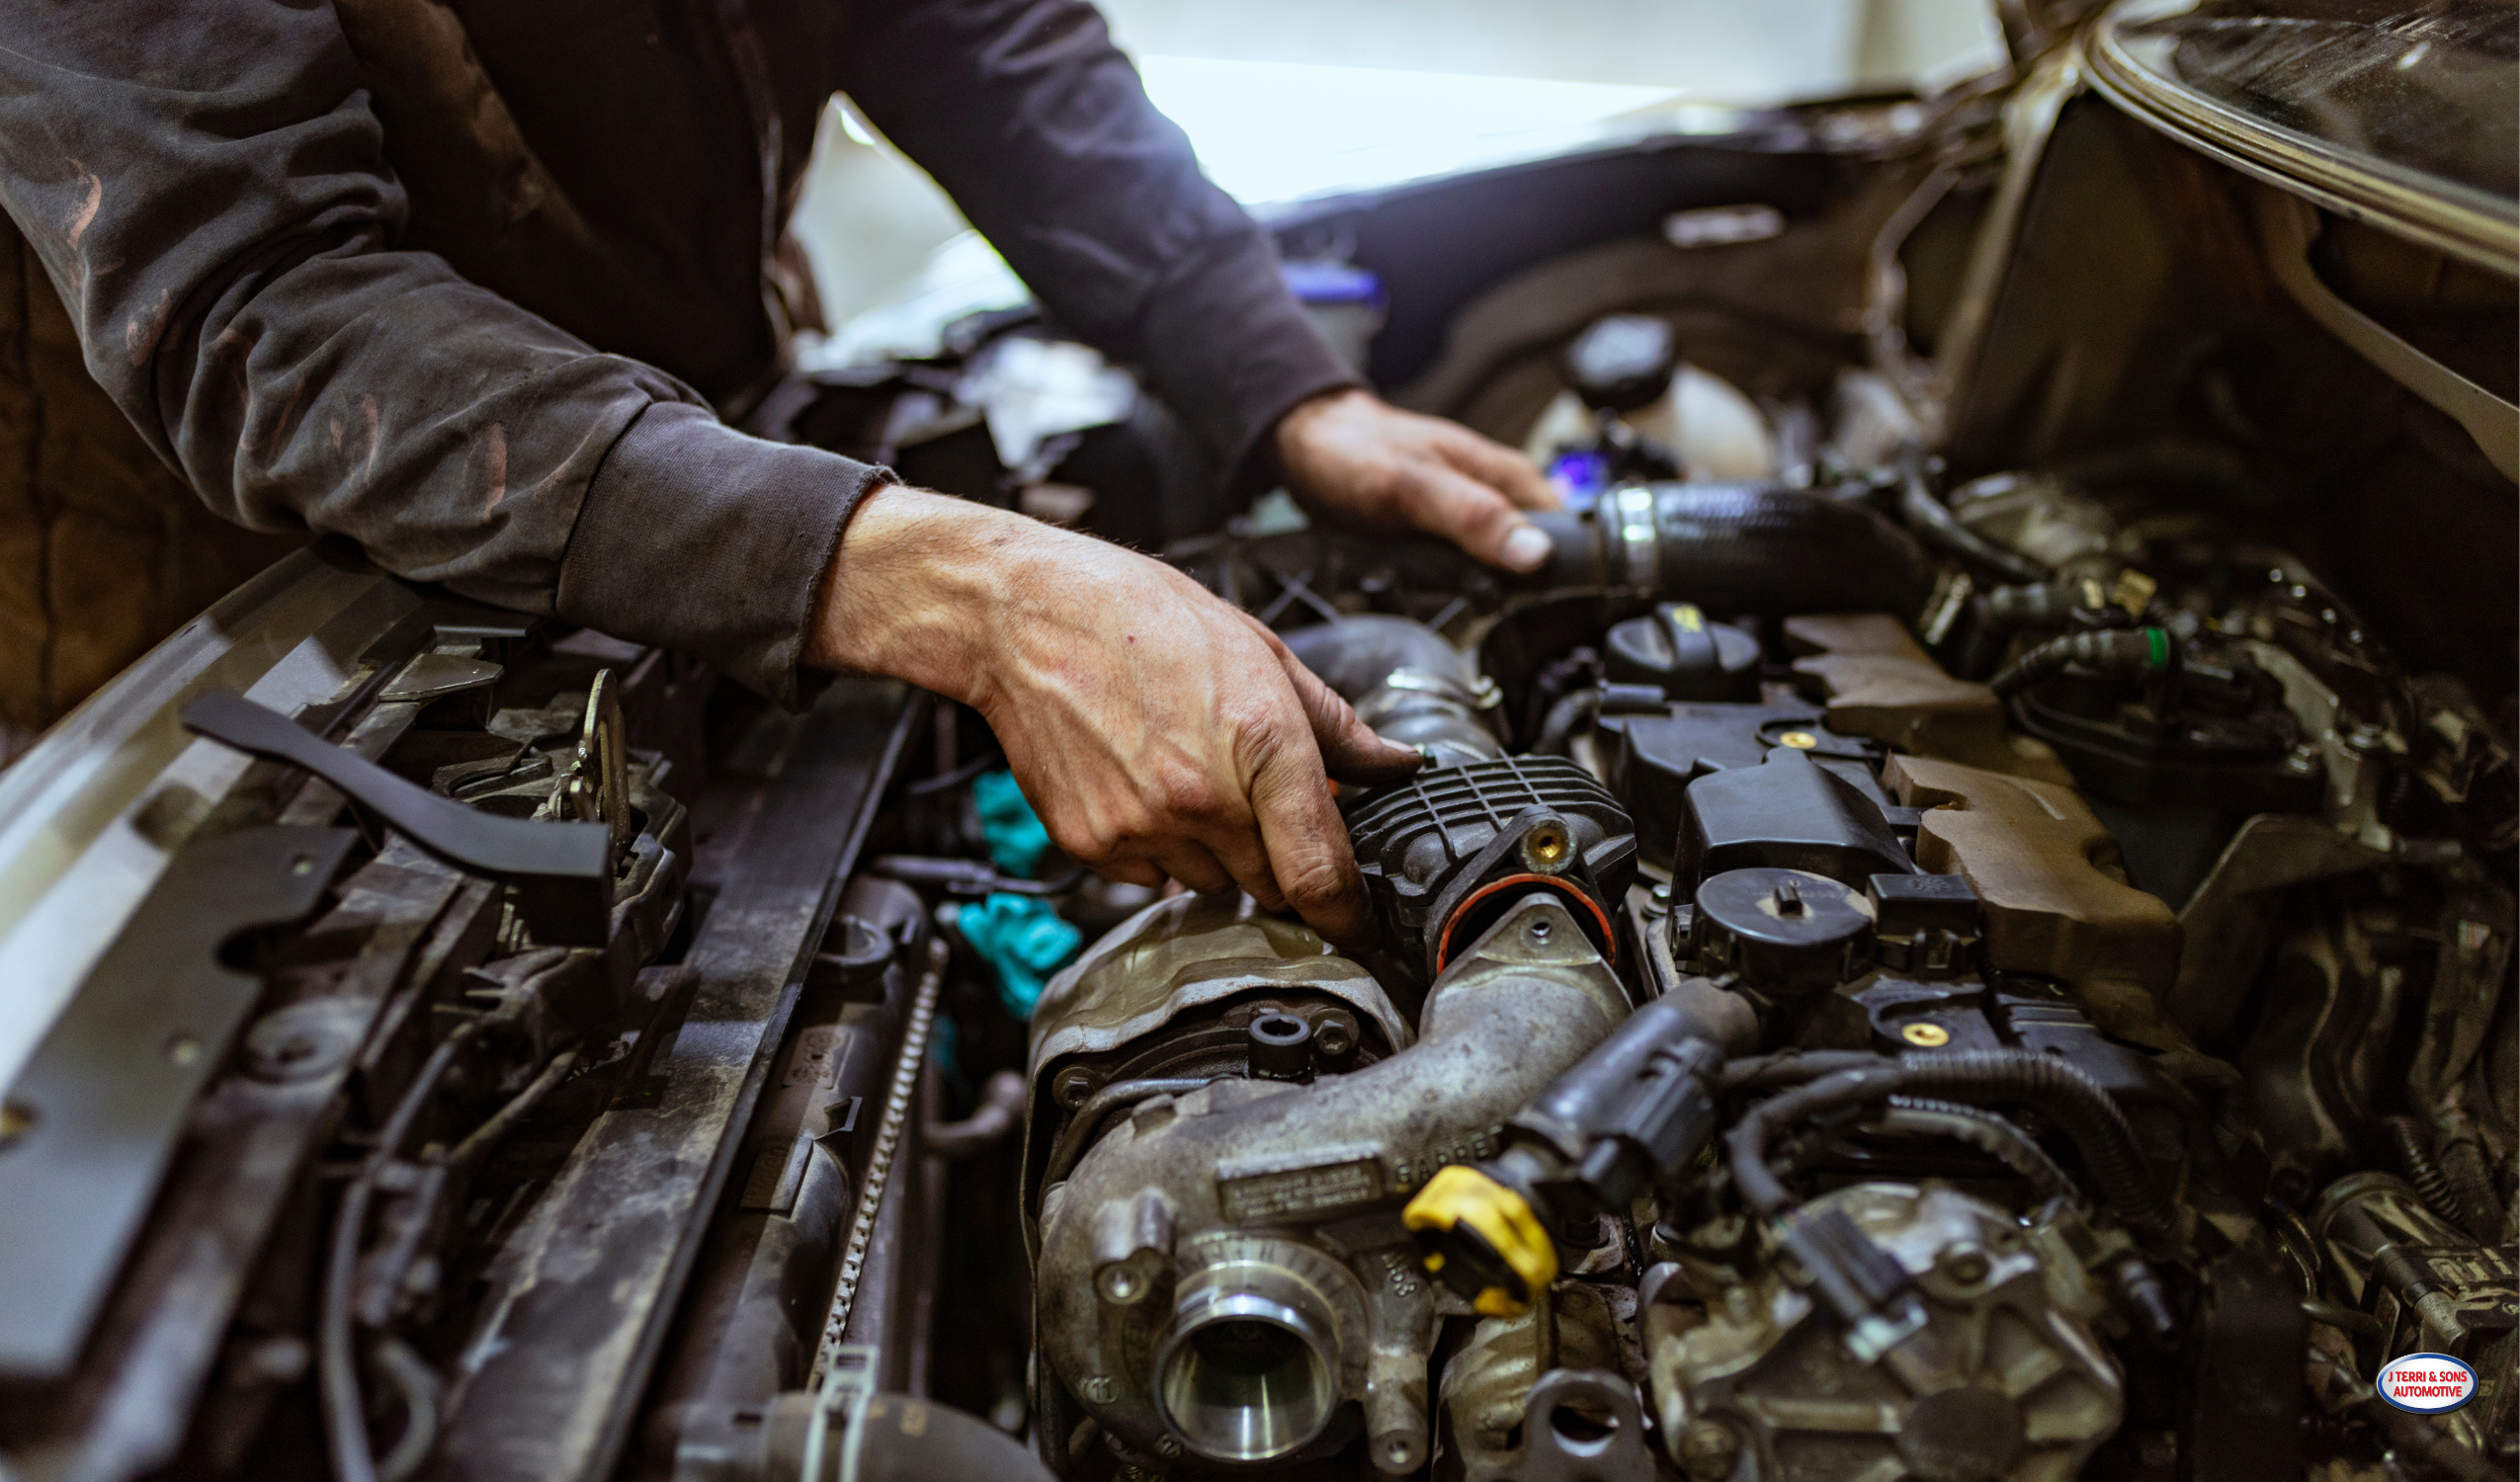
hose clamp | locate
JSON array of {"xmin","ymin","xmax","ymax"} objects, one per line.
[{"xmin": 1611, "ymin": 484, "xmax": 1659, "ymax": 592}]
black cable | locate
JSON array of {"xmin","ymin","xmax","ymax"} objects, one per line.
[
  {"xmin": 1722, "ymin": 1049, "xmax": 2170, "ymax": 1238},
  {"xmin": 1534, "ymin": 689, "xmax": 1600, "ymax": 757},
  {"xmin": 322, "ymin": 1023, "xmax": 479, "ymax": 1482},
  {"xmin": 2383, "ymin": 1114, "xmax": 2477, "ymax": 1237},
  {"xmin": 1988, "ymin": 627, "xmax": 2169, "ymax": 699},
  {"xmin": 1873, "ymin": 1096, "xmax": 2077, "ymax": 1206},
  {"xmin": 902, "ymin": 751, "xmax": 1001, "ymax": 797},
  {"xmin": 1896, "ymin": 462, "xmax": 2049, "ymax": 585}
]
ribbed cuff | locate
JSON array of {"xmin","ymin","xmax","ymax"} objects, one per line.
[
  {"xmin": 1134, "ymin": 230, "xmax": 1363, "ymax": 497},
  {"xmin": 556, "ymin": 401, "xmax": 891, "ymax": 704}
]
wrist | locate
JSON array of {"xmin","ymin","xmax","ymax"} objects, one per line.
[
  {"xmin": 805, "ymin": 484, "xmax": 1044, "ymax": 710},
  {"xmin": 1271, "ymin": 385, "xmax": 1368, "ymax": 476}
]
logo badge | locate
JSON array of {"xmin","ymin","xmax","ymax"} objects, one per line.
[{"xmin": 2376, "ymin": 1353, "xmax": 2478, "ymax": 1413}]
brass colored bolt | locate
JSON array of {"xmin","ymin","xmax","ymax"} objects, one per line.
[
  {"xmin": 1780, "ymin": 730, "xmax": 1819, "ymax": 749},
  {"xmin": 1900, "ymin": 1022, "xmax": 1952, "ymax": 1048},
  {"xmin": 1525, "ymin": 820, "xmax": 1570, "ymax": 869}
]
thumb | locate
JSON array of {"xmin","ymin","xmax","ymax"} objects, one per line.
[
  {"xmin": 1408, "ymin": 465, "xmax": 1554, "ymax": 574},
  {"xmin": 1277, "ymin": 647, "xmax": 1424, "ymax": 786}
]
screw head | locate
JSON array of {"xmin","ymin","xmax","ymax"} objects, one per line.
[
  {"xmin": 1677, "ymin": 1419, "xmax": 1742, "ymax": 1480},
  {"xmin": 1901, "ymin": 1022, "xmax": 1952, "ymax": 1048},
  {"xmin": 1939, "ymin": 1242, "xmax": 1992, "ymax": 1285},
  {"xmin": 1780, "ymin": 730, "xmax": 1820, "ymax": 750},
  {"xmin": 1051, "ymin": 1066, "xmax": 1104, "ymax": 1110}
]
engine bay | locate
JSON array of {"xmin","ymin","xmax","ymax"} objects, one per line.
[{"xmin": 0, "ymin": 32, "xmax": 2514, "ymax": 1482}]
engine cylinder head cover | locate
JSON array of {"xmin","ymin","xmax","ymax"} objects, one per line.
[{"xmin": 1690, "ymin": 866, "xmax": 1875, "ymax": 997}]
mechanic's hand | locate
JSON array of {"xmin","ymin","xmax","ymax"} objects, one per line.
[
  {"xmin": 1274, "ymin": 387, "xmax": 1562, "ymax": 572},
  {"xmin": 807, "ymin": 486, "xmax": 1423, "ymax": 947}
]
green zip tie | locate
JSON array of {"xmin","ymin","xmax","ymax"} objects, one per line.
[{"xmin": 2144, "ymin": 627, "xmax": 2170, "ymax": 668}]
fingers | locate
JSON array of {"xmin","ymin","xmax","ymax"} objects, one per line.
[
  {"xmin": 1437, "ymin": 423, "xmax": 1561, "ymax": 512},
  {"xmin": 1147, "ymin": 838, "xmax": 1237, "ymax": 898},
  {"xmin": 1395, "ymin": 461, "xmax": 1554, "ymax": 573},
  {"xmin": 1269, "ymin": 636, "xmax": 1423, "ymax": 786},
  {"xmin": 1240, "ymin": 730, "xmax": 1379, "ymax": 950}
]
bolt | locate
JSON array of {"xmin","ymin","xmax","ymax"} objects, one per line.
[
  {"xmin": 1901, "ymin": 1022, "xmax": 1952, "ymax": 1048},
  {"xmin": 1524, "ymin": 819, "xmax": 1571, "ymax": 871},
  {"xmin": 1051, "ymin": 1066, "xmax": 1104, "ymax": 1110},
  {"xmin": 1313, "ymin": 1010, "xmax": 1359, "ymax": 1060},
  {"xmin": 1676, "ymin": 1419, "xmax": 1742, "ymax": 1480},
  {"xmin": 1780, "ymin": 730, "xmax": 1819, "ymax": 750},
  {"xmin": 1938, "ymin": 1242, "xmax": 1991, "ymax": 1285}
]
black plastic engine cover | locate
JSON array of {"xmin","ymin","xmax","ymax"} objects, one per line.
[
  {"xmin": 1600, "ymin": 701, "xmax": 1883, "ymax": 872},
  {"xmin": 1675, "ymin": 745, "xmax": 1916, "ymax": 890},
  {"xmin": 1348, "ymin": 755, "xmax": 1637, "ymax": 983}
]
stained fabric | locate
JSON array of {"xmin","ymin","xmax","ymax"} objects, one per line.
[{"xmin": 0, "ymin": 0, "xmax": 1356, "ymax": 716}]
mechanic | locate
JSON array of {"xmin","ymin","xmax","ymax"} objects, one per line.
[{"xmin": 0, "ymin": 0, "xmax": 1562, "ymax": 947}]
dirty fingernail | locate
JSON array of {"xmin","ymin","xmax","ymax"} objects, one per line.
[{"xmin": 1500, "ymin": 523, "xmax": 1552, "ymax": 572}]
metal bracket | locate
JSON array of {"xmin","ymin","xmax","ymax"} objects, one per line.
[
  {"xmin": 1506, "ymin": 1368, "xmax": 1655, "ymax": 1482},
  {"xmin": 0, "ymin": 825, "xmax": 357, "ymax": 1378},
  {"xmin": 182, "ymin": 690, "xmax": 614, "ymax": 945},
  {"xmin": 799, "ymin": 1344, "xmax": 882, "ymax": 1482}
]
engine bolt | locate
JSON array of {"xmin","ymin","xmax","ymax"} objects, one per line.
[
  {"xmin": 1524, "ymin": 819, "xmax": 1571, "ymax": 871},
  {"xmin": 1675, "ymin": 1418, "xmax": 1742, "ymax": 1480},
  {"xmin": 1313, "ymin": 1010, "xmax": 1359, "ymax": 1060},
  {"xmin": 1779, "ymin": 730, "xmax": 1819, "ymax": 749},
  {"xmin": 1901, "ymin": 1023, "xmax": 1952, "ymax": 1048},
  {"xmin": 1051, "ymin": 1066, "xmax": 1104, "ymax": 1110},
  {"xmin": 1938, "ymin": 1242, "xmax": 1991, "ymax": 1285}
]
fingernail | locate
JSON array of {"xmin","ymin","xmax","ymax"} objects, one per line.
[{"xmin": 1500, "ymin": 523, "xmax": 1552, "ymax": 572}]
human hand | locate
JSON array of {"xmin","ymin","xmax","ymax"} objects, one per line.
[
  {"xmin": 1273, "ymin": 387, "xmax": 1562, "ymax": 572},
  {"xmin": 807, "ymin": 486, "xmax": 1423, "ymax": 947}
]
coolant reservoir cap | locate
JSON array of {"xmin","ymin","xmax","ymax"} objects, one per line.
[{"xmin": 1690, "ymin": 866, "xmax": 1875, "ymax": 997}]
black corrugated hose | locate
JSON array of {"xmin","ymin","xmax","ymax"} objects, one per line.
[{"xmin": 1723, "ymin": 1049, "xmax": 2171, "ymax": 1239}]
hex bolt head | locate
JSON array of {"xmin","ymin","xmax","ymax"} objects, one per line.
[
  {"xmin": 1938, "ymin": 1241, "xmax": 1991, "ymax": 1286},
  {"xmin": 1676, "ymin": 1418, "xmax": 1742, "ymax": 1480},
  {"xmin": 1051, "ymin": 1065, "xmax": 1104, "ymax": 1110}
]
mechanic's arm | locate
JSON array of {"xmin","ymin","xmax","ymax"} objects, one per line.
[
  {"xmin": 0, "ymin": 4, "xmax": 878, "ymax": 707},
  {"xmin": 836, "ymin": 0, "xmax": 1558, "ymax": 572}
]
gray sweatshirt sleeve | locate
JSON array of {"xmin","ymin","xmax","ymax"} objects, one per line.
[
  {"xmin": 0, "ymin": 1, "xmax": 882, "ymax": 703},
  {"xmin": 838, "ymin": 0, "xmax": 1362, "ymax": 484}
]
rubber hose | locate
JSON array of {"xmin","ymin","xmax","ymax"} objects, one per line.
[
  {"xmin": 1534, "ymin": 689, "xmax": 1599, "ymax": 757},
  {"xmin": 1896, "ymin": 1050, "xmax": 2171, "ymax": 1237},
  {"xmin": 1988, "ymin": 627, "xmax": 2166, "ymax": 698},
  {"xmin": 1897, "ymin": 467, "xmax": 2049, "ymax": 584},
  {"xmin": 2436, "ymin": 1136, "xmax": 2507, "ymax": 1243},
  {"xmin": 1877, "ymin": 1096, "xmax": 2077, "ymax": 1206},
  {"xmin": 2383, "ymin": 1114, "xmax": 2477, "ymax": 1237},
  {"xmin": 1724, "ymin": 1050, "xmax": 2170, "ymax": 1236},
  {"xmin": 1523, "ymin": 483, "xmax": 1935, "ymax": 618},
  {"xmin": 1282, "ymin": 615, "xmax": 1503, "ymax": 768}
]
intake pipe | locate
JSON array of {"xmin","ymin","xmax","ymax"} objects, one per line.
[
  {"xmin": 1523, "ymin": 482, "xmax": 1934, "ymax": 619},
  {"xmin": 1282, "ymin": 614, "xmax": 1504, "ymax": 770}
]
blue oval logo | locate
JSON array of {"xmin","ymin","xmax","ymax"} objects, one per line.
[{"xmin": 2376, "ymin": 1353, "xmax": 2477, "ymax": 1413}]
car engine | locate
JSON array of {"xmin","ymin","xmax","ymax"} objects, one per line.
[{"xmin": 0, "ymin": 13, "xmax": 2512, "ymax": 1482}]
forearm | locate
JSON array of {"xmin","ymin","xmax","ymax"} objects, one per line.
[
  {"xmin": 841, "ymin": 0, "xmax": 1357, "ymax": 475},
  {"xmin": 0, "ymin": 1, "xmax": 880, "ymax": 702}
]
